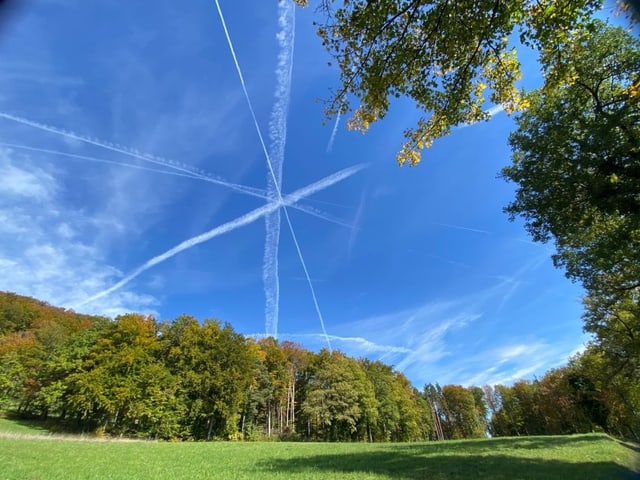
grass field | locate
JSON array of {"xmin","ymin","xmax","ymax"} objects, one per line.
[{"xmin": 0, "ymin": 418, "xmax": 638, "ymax": 479}]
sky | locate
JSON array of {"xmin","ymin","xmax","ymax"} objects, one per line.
[{"xmin": 1, "ymin": 0, "xmax": 627, "ymax": 389}]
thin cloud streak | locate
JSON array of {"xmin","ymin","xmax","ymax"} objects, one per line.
[
  {"xmin": 0, "ymin": 143, "xmax": 351, "ymax": 229},
  {"xmin": 0, "ymin": 142, "xmax": 207, "ymax": 181},
  {"xmin": 75, "ymin": 163, "xmax": 366, "ymax": 308},
  {"xmin": 456, "ymin": 104, "xmax": 505, "ymax": 130},
  {"xmin": 214, "ymin": 0, "xmax": 333, "ymax": 352},
  {"xmin": 263, "ymin": 0, "xmax": 295, "ymax": 338},
  {"xmin": 0, "ymin": 112, "xmax": 266, "ymax": 199},
  {"xmin": 347, "ymin": 189, "xmax": 366, "ymax": 261},
  {"xmin": 326, "ymin": 112, "xmax": 341, "ymax": 153},
  {"xmin": 432, "ymin": 222, "xmax": 490, "ymax": 235}
]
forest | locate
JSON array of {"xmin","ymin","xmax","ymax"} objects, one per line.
[{"xmin": 1, "ymin": 291, "xmax": 637, "ymax": 442}]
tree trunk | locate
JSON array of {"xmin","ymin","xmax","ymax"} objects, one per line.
[
  {"xmin": 267, "ymin": 400, "xmax": 272, "ymax": 438},
  {"xmin": 207, "ymin": 416, "xmax": 214, "ymax": 441}
]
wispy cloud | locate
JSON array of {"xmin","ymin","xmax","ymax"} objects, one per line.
[
  {"xmin": 76, "ymin": 164, "xmax": 366, "ymax": 308},
  {"xmin": 333, "ymin": 298, "xmax": 480, "ymax": 375},
  {"xmin": 307, "ymin": 265, "xmax": 582, "ymax": 386},
  {"xmin": 0, "ymin": 152, "xmax": 56, "ymax": 199},
  {"xmin": 0, "ymin": 124, "xmax": 352, "ymax": 228},
  {"xmin": 0, "ymin": 149, "xmax": 157, "ymax": 317},
  {"xmin": 250, "ymin": 332, "xmax": 411, "ymax": 355}
]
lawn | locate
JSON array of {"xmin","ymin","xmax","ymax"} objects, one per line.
[{"xmin": 0, "ymin": 418, "xmax": 638, "ymax": 479}]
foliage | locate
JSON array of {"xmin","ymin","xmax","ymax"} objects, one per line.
[
  {"xmin": 485, "ymin": 345, "xmax": 639, "ymax": 439},
  {"xmin": 502, "ymin": 22, "xmax": 640, "ymax": 401},
  {"xmin": 503, "ymin": 22, "xmax": 640, "ymax": 296},
  {"xmin": 292, "ymin": 0, "xmax": 609, "ymax": 165},
  {"xmin": 2, "ymin": 291, "xmax": 639, "ymax": 442}
]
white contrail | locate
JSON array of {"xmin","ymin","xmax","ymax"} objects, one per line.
[
  {"xmin": 326, "ymin": 112, "xmax": 341, "ymax": 153},
  {"xmin": 456, "ymin": 104, "xmax": 505, "ymax": 130},
  {"xmin": 347, "ymin": 189, "xmax": 366, "ymax": 261},
  {"xmin": 76, "ymin": 164, "xmax": 366, "ymax": 308},
  {"xmin": 0, "ymin": 140, "xmax": 353, "ymax": 229},
  {"xmin": 0, "ymin": 142, "xmax": 206, "ymax": 181},
  {"xmin": 0, "ymin": 111, "xmax": 265, "ymax": 198},
  {"xmin": 264, "ymin": 0, "xmax": 295, "ymax": 338},
  {"xmin": 432, "ymin": 222, "xmax": 490, "ymax": 235},
  {"xmin": 486, "ymin": 104, "xmax": 505, "ymax": 117},
  {"xmin": 215, "ymin": 0, "xmax": 334, "ymax": 351}
]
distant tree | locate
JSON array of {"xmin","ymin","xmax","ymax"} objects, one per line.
[
  {"xmin": 66, "ymin": 314, "xmax": 183, "ymax": 438},
  {"xmin": 440, "ymin": 385, "xmax": 485, "ymax": 439},
  {"xmin": 490, "ymin": 384, "xmax": 525, "ymax": 436},
  {"xmin": 391, "ymin": 371, "xmax": 433, "ymax": 441},
  {"xmin": 362, "ymin": 360, "xmax": 402, "ymax": 441},
  {"xmin": 162, "ymin": 316, "xmax": 253, "ymax": 440},
  {"xmin": 301, "ymin": 350, "xmax": 377, "ymax": 441},
  {"xmin": 510, "ymin": 380, "xmax": 546, "ymax": 436},
  {"xmin": 571, "ymin": 346, "xmax": 639, "ymax": 440},
  {"xmin": 251, "ymin": 337, "xmax": 293, "ymax": 438}
]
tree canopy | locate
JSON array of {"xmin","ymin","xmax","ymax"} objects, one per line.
[
  {"xmin": 1, "ymin": 291, "xmax": 639, "ymax": 440},
  {"xmin": 501, "ymin": 21, "xmax": 639, "ymax": 385},
  {"xmin": 293, "ymin": 0, "xmax": 614, "ymax": 166},
  {"xmin": 503, "ymin": 21, "xmax": 639, "ymax": 295}
]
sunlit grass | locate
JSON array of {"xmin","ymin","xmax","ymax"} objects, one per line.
[{"xmin": 0, "ymin": 417, "xmax": 638, "ymax": 479}]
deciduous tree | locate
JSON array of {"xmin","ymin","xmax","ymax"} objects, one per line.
[{"xmin": 295, "ymin": 0, "xmax": 606, "ymax": 165}]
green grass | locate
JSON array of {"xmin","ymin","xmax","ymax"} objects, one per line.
[{"xmin": 0, "ymin": 418, "xmax": 638, "ymax": 479}]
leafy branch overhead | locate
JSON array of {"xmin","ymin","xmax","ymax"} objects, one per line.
[{"xmin": 294, "ymin": 0, "xmax": 604, "ymax": 165}]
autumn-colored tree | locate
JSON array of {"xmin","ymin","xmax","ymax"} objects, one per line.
[
  {"xmin": 301, "ymin": 349, "xmax": 377, "ymax": 441},
  {"xmin": 162, "ymin": 316, "xmax": 254, "ymax": 440},
  {"xmin": 440, "ymin": 384, "xmax": 486, "ymax": 439},
  {"xmin": 293, "ymin": 0, "xmax": 612, "ymax": 165}
]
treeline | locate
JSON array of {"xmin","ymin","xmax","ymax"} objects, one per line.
[{"xmin": 0, "ymin": 292, "xmax": 637, "ymax": 441}]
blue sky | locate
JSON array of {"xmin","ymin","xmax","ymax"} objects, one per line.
[{"xmin": 3, "ymin": 0, "xmax": 626, "ymax": 388}]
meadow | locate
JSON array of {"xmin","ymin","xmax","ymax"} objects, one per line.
[{"xmin": 0, "ymin": 418, "xmax": 638, "ymax": 479}]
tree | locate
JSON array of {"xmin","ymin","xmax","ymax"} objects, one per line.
[
  {"xmin": 162, "ymin": 316, "xmax": 254, "ymax": 440},
  {"xmin": 440, "ymin": 384, "xmax": 486, "ymax": 439},
  {"xmin": 572, "ymin": 345, "xmax": 640, "ymax": 439},
  {"xmin": 66, "ymin": 314, "xmax": 183, "ymax": 438},
  {"xmin": 503, "ymin": 21, "xmax": 639, "ymax": 292},
  {"xmin": 301, "ymin": 350, "xmax": 377, "ymax": 441},
  {"xmin": 502, "ymin": 21, "xmax": 640, "ymax": 375},
  {"xmin": 293, "ymin": 0, "xmax": 609, "ymax": 165}
]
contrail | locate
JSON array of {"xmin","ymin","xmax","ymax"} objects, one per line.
[
  {"xmin": 0, "ymin": 140, "xmax": 353, "ymax": 229},
  {"xmin": 0, "ymin": 111, "xmax": 265, "ymax": 198},
  {"xmin": 0, "ymin": 142, "xmax": 206, "ymax": 181},
  {"xmin": 264, "ymin": 0, "xmax": 295, "ymax": 338},
  {"xmin": 485, "ymin": 104, "xmax": 505, "ymax": 117},
  {"xmin": 326, "ymin": 112, "xmax": 341, "ymax": 153},
  {"xmin": 76, "ymin": 164, "xmax": 366, "ymax": 308},
  {"xmin": 347, "ymin": 188, "xmax": 366, "ymax": 261},
  {"xmin": 456, "ymin": 104, "xmax": 505, "ymax": 130},
  {"xmin": 432, "ymin": 222, "xmax": 490, "ymax": 235},
  {"xmin": 215, "ymin": 0, "xmax": 334, "ymax": 351}
]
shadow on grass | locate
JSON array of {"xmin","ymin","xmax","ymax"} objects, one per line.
[
  {"xmin": 3, "ymin": 413, "xmax": 85, "ymax": 435},
  {"xmin": 616, "ymin": 439, "xmax": 640, "ymax": 454},
  {"xmin": 261, "ymin": 437, "xmax": 638, "ymax": 480}
]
